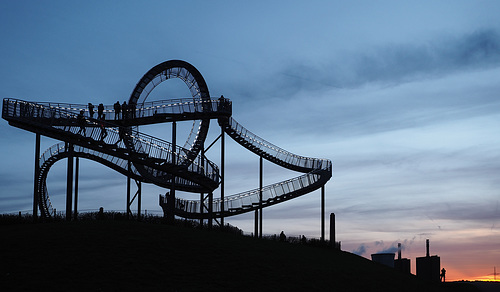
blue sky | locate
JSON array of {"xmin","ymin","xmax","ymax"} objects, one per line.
[{"xmin": 1, "ymin": 1, "xmax": 500, "ymax": 281}]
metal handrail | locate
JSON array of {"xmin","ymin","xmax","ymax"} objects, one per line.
[
  {"xmin": 174, "ymin": 117, "xmax": 332, "ymax": 216},
  {"xmin": 227, "ymin": 117, "xmax": 331, "ymax": 171},
  {"xmin": 176, "ymin": 171, "xmax": 323, "ymax": 214},
  {"xmin": 3, "ymin": 97, "xmax": 231, "ymax": 119},
  {"xmin": 3, "ymin": 98, "xmax": 220, "ymax": 183}
]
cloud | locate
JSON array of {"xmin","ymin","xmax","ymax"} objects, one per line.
[
  {"xmin": 353, "ymin": 243, "xmax": 367, "ymax": 256},
  {"xmin": 272, "ymin": 29, "xmax": 500, "ymax": 92}
]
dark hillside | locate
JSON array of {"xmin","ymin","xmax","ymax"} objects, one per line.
[{"xmin": 0, "ymin": 220, "xmax": 479, "ymax": 292}]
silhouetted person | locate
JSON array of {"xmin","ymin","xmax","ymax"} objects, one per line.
[
  {"xmin": 114, "ymin": 126, "xmax": 125, "ymax": 146},
  {"xmin": 88, "ymin": 103, "xmax": 95, "ymax": 118},
  {"xmin": 97, "ymin": 103, "xmax": 104, "ymax": 120},
  {"xmin": 97, "ymin": 207, "xmax": 104, "ymax": 220},
  {"xmin": 77, "ymin": 110, "xmax": 86, "ymax": 135},
  {"xmin": 279, "ymin": 231, "xmax": 286, "ymax": 242},
  {"xmin": 440, "ymin": 268, "xmax": 446, "ymax": 282},
  {"xmin": 122, "ymin": 101, "xmax": 128, "ymax": 119},
  {"xmin": 114, "ymin": 101, "xmax": 121, "ymax": 120},
  {"xmin": 130, "ymin": 102, "xmax": 136, "ymax": 118},
  {"xmin": 99, "ymin": 114, "xmax": 107, "ymax": 142},
  {"xmin": 218, "ymin": 95, "xmax": 227, "ymax": 112}
]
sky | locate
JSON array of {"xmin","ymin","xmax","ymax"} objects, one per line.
[{"xmin": 1, "ymin": 0, "xmax": 499, "ymax": 282}]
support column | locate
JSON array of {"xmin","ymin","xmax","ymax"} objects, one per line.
[
  {"xmin": 200, "ymin": 145, "xmax": 205, "ymax": 227},
  {"xmin": 169, "ymin": 121, "xmax": 177, "ymax": 223},
  {"xmin": 208, "ymin": 192, "xmax": 213, "ymax": 229},
  {"xmin": 259, "ymin": 155, "xmax": 263, "ymax": 238},
  {"xmin": 321, "ymin": 186, "xmax": 325, "ymax": 242},
  {"xmin": 126, "ymin": 161, "xmax": 131, "ymax": 219},
  {"xmin": 74, "ymin": 157, "xmax": 79, "ymax": 221},
  {"xmin": 137, "ymin": 181, "xmax": 142, "ymax": 221},
  {"xmin": 199, "ymin": 192, "xmax": 204, "ymax": 227},
  {"xmin": 33, "ymin": 133, "xmax": 40, "ymax": 221},
  {"xmin": 66, "ymin": 143, "xmax": 74, "ymax": 221},
  {"xmin": 254, "ymin": 210, "xmax": 258, "ymax": 238},
  {"xmin": 220, "ymin": 126, "xmax": 225, "ymax": 227}
]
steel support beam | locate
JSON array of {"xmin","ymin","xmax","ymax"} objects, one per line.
[
  {"xmin": 66, "ymin": 143, "xmax": 74, "ymax": 221},
  {"xmin": 168, "ymin": 121, "xmax": 176, "ymax": 223},
  {"xmin": 321, "ymin": 186, "xmax": 325, "ymax": 242},
  {"xmin": 254, "ymin": 210, "xmax": 258, "ymax": 238},
  {"xmin": 199, "ymin": 192, "xmax": 204, "ymax": 227},
  {"xmin": 74, "ymin": 157, "xmax": 79, "ymax": 221},
  {"xmin": 259, "ymin": 155, "xmax": 263, "ymax": 238},
  {"xmin": 220, "ymin": 126, "xmax": 225, "ymax": 227},
  {"xmin": 126, "ymin": 162, "xmax": 141, "ymax": 220},
  {"xmin": 137, "ymin": 181, "xmax": 141, "ymax": 220},
  {"xmin": 33, "ymin": 133, "xmax": 40, "ymax": 221},
  {"xmin": 127, "ymin": 161, "xmax": 131, "ymax": 219},
  {"xmin": 200, "ymin": 145, "xmax": 205, "ymax": 227},
  {"xmin": 208, "ymin": 192, "xmax": 213, "ymax": 229}
]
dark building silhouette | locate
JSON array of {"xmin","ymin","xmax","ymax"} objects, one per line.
[
  {"xmin": 394, "ymin": 242, "xmax": 411, "ymax": 274},
  {"xmin": 416, "ymin": 239, "xmax": 441, "ymax": 282},
  {"xmin": 371, "ymin": 253, "xmax": 395, "ymax": 268}
]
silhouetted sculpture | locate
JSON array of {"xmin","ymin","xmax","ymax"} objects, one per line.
[
  {"xmin": 88, "ymin": 103, "xmax": 94, "ymax": 118},
  {"xmin": 3, "ymin": 59, "xmax": 332, "ymax": 223}
]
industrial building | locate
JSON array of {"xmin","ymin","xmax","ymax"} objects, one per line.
[
  {"xmin": 394, "ymin": 243, "xmax": 411, "ymax": 274},
  {"xmin": 416, "ymin": 239, "xmax": 441, "ymax": 282},
  {"xmin": 371, "ymin": 253, "xmax": 395, "ymax": 268},
  {"xmin": 371, "ymin": 242, "xmax": 411, "ymax": 273}
]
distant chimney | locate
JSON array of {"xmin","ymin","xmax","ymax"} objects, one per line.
[
  {"xmin": 426, "ymin": 239, "xmax": 430, "ymax": 257},
  {"xmin": 330, "ymin": 213, "xmax": 335, "ymax": 247},
  {"xmin": 398, "ymin": 243, "xmax": 402, "ymax": 260}
]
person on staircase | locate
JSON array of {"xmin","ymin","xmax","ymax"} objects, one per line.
[
  {"xmin": 99, "ymin": 114, "xmax": 107, "ymax": 142},
  {"xmin": 77, "ymin": 110, "xmax": 86, "ymax": 136}
]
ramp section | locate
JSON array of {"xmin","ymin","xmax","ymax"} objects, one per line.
[{"xmin": 175, "ymin": 117, "xmax": 332, "ymax": 218}]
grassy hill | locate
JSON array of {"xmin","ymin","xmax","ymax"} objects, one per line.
[{"xmin": 0, "ymin": 219, "xmax": 479, "ymax": 292}]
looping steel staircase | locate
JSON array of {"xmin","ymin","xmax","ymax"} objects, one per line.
[{"xmin": 2, "ymin": 60, "xmax": 331, "ymax": 220}]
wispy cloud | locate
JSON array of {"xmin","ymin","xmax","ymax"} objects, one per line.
[
  {"xmin": 272, "ymin": 29, "xmax": 500, "ymax": 92},
  {"xmin": 353, "ymin": 243, "xmax": 367, "ymax": 256}
]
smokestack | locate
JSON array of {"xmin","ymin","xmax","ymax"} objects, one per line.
[
  {"xmin": 330, "ymin": 213, "xmax": 335, "ymax": 247},
  {"xmin": 398, "ymin": 243, "xmax": 402, "ymax": 260},
  {"xmin": 426, "ymin": 239, "xmax": 430, "ymax": 257}
]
